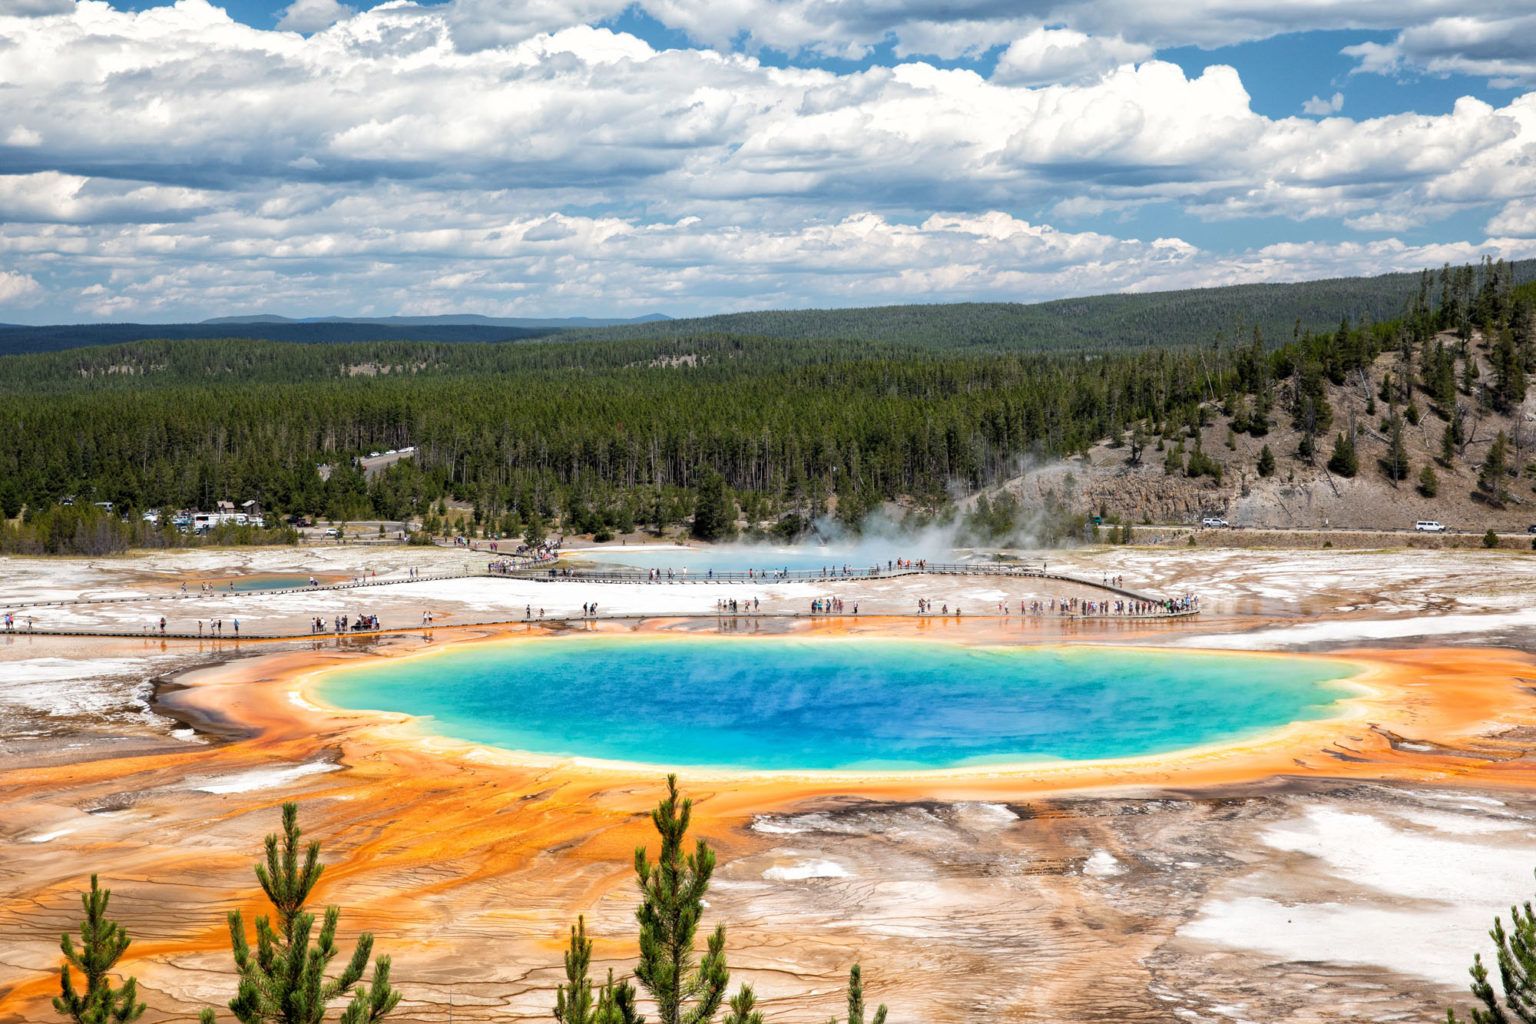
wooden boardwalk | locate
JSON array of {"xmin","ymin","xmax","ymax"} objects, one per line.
[{"xmin": 0, "ymin": 559, "xmax": 1198, "ymax": 641}]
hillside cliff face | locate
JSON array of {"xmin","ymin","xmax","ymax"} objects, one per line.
[{"xmin": 999, "ymin": 333, "xmax": 1536, "ymax": 532}]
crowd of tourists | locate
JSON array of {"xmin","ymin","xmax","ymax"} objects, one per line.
[
  {"xmin": 914, "ymin": 593, "xmax": 1199, "ymax": 618},
  {"xmin": 1002, "ymin": 594, "xmax": 1200, "ymax": 616},
  {"xmin": 810, "ymin": 596, "xmax": 858, "ymax": 614},
  {"xmin": 309, "ymin": 613, "xmax": 382, "ymax": 633},
  {"xmin": 916, "ymin": 598, "xmax": 961, "ymax": 616},
  {"xmin": 715, "ymin": 598, "xmax": 759, "ymax": 614},
  {"xmin": 1, "ymin": 549, "xmax": 1203, "ymax": 637},
  {"xmin": 485, "ymin": 548, "xmax": 559, "ymax": 574},
  {"xmin": 455, "ymin": 535, "xmax": 562, "ymax": 559}
]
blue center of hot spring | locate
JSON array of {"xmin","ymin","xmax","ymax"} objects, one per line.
[{"xmin": 315, "ymin": 637, "xmax": 1354, "ymax": 770}]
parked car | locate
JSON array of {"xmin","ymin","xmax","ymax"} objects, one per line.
[
  {"xmin": 1415, "ymin": 520, "xmax": 1448, "ymax": 533},
  {"xmin": 324, "ymin": 527, "xmax": 340, "ymax": 538},
  {"xmin": 1200, "ymin": 516, "xmax": 1230, "ymax": 528},
  {"xmin": 1527, "ymin": 524, "xmax": 1536, "ymax": 534}
]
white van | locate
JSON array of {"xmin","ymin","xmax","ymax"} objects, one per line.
[
  {"xmin": 1415, "ymin": 520, "xmax": 1447, "ymax": 533},
  {"xmin": 1200, "ymin": 516, "xmax": 1230, "ymax": 528}
]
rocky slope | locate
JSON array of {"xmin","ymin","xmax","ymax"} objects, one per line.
[{"xmin": 998, "ymin": 332, "xmax": 1536, "ymax": 532}]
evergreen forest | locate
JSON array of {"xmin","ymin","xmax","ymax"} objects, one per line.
[{"xmin": 1, "ymin": 259, "xmax": 1531, "ymax": 553}]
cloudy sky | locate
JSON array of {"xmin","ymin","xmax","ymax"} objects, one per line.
[{"xmin": 1, "ymin": 0, "xmax": 1534, "ymax": 321}]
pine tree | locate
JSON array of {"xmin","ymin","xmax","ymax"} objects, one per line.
[
  {"xmin": 826, "ymin": 965, "xmax": 887, "ymax": 1024},
  {"xmin": 1442, "ymin": 419, "xmax": 1461, "ymax": 465},
  {"xmin": 1327, "ymin": 433, "xmax": 1357, "ymax": 478},
  {"xmin": 1256, "ymin": 445, "xmax": 1275, "ymax": 478},
  {"xmin": 1493, "ymin": 329, "xmax": 1528, "ymax": 413},
  {"xmin": 555, "ymin": 917, "xmax": 639, "ymax": 1024},
  {"xmin": 721, "ymin": 988, "xmax": 762, "ymax": 1024},
  {"xmin": 1431, "ymin": 343, "xmax": 1458, "ymax": 414},
  {"xmin": 633, "ymin": 775, "xmax": 738, "ymax": 1024},
  {"xmin": 1297, "ymin": 432, "xmax": 1315, "ymax": 462},
  {"xmin": 54, "ymin": 875, "xmax": 145, "ymax": 1024},
  {"xmin": 525, "ymin": 510, "xmax": 548, "ymax": 548},
  {"xmin": 1419, "ymin": 465, "xmax": 1439, "ymax": 498},
  {"xmin": 1162, "ymin": 445, "xmax": 1183, "ymax": 475},
  {"xmin": 554, "ymin": 779, "xmax": 894, "ymax": 1024},
  {"xmin": 690, "ymin": 472, "xmax": 734, "ymax": 542},
  {"xmin": 200, "ymin": 803, "xmax": 400, "ymax": 1024},
  {"xmin": 1384, "ymin": 416, "xmax": 1410, "ymax": 483},
  {"xmin": 1481, "ymin": 432, "xmax": 1510, "ymax": 506}
]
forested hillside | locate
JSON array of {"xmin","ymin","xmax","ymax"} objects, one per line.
[
  {"xmin": 5, "ymin": 260, "xmax": 1533, "ymax": 358},
  {"xmin": 564, "ymin": 261, "xmax": 1536, "ymax": 352},
  {"xmin": 999, "ymin": 268, "xmax": 1536, "ymax": 536},
  {"xmin": 0, "ymin": 258, "xmax": 1530, "ymax": 552}
]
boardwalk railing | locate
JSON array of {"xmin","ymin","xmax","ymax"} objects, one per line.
[
  {"xmin": 1, "ymin": 558, "xmax": 1197, "ymax": 640},
  {"xmin": 497, "ymin": 561, "xmax": 1186, "ymax": 610},
  {"xmin": 3, "ymin": 566, "xmax": 515, "ymax": 611}
]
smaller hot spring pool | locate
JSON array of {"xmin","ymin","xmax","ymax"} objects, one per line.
[
  {"xmin": 313, "ymin": 637, "xmax": 1358, "ymax": 771},
  {"xmin": 229, "ymin": 574, "xmax": 317, "ymax": 592},
  {"xmin": 563, "ymin": 544, "xmax": 968, "ymax": 575}
]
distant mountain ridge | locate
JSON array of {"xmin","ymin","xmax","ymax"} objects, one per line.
[
  {"xmin": 0, "ymin": 313, "xmax": 673, "ymax": 357},
  {"xmin": 201, "ymin": 313, "xmax": 672, "ymax": 328},
  {"xmin": 4, "ymin": 261, "xmax": 1534, "ymax": 358},
  {"xmin": 561, "ymin": 261, "xmax": 1536, "ymax": 352},
  {"xmin": 0, "ymin": 321, "xmax": 559, "ymax": 357}
]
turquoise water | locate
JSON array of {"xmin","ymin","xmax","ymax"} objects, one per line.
[
  {"xmin": 231, "ymin": 574, "xmax": 314, "ymax": 592},
  {"xmin": 565, "ymin": 545, "xmax": 940, "ymax": 574},
  {"xmin": 315, "ymin": 638, "xmax": 1355, "ymax": 771}
]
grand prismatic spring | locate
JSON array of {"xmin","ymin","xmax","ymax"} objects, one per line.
[
  {"xmin": 4, "ymin": 543, "xmax": 1536, "ymax": 1024},
  {"xmin": 11, "ymin": 4, "xmax": 1536, "ymax": 1021},
  {"xmin": 313, "ymin": 638, "xmax": 1356, "ymax": 770}
]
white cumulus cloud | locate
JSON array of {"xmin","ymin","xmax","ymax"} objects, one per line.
[
  {"xmin": 0, "ymin": 0, "xmax": 1533, "ymax": 318},
  {"xmin": 0, "ymin": 0, "xmax": 72, "ymax": 16},
  {"xmin": 1302, "ymin": 91, "xmax": 1344, "ymax": 115},
  {"xmin": 993, "ymin": 27, "xmax": 1152, "ymax": 85},
  {"xmin": 1486, "ymin": 200, "xmax": 1536, "ymax": 238},
  {"xmin": 1345, "ymin": 13, "xmax": 1536, "ymax": 87},
  {"xmin": 0, "ymin": 268, "xmax": 42, "ymax": 306},
  {"xmin": 276, "ymin": 0, "xmax": 354, "ymax": 34}
]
